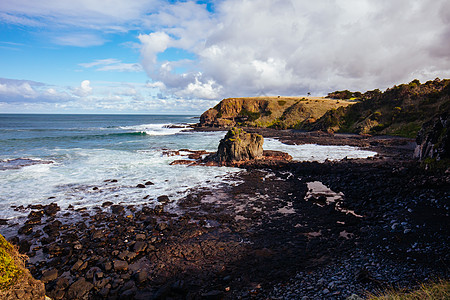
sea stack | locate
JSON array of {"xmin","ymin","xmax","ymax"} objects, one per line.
[{"xmin": 216, "ymin": 127, "xmax": 264, "ymax": 163}]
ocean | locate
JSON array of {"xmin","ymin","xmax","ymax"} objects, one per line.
[{"xmin": 0, "ymin": 114, "xmax": 376, "ymax": 225}]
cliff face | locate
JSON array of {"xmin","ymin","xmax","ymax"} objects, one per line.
[
  {"xmin": 199, "ymin": 96, "xmax": 353, "ymax": 129},
  {"xmin": 414, "ymin": 112, "xmax": 449, "ymax": 162}
]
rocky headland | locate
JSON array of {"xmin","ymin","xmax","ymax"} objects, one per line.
[{"xmin": 199, "ymin": 96, "xmax": 353, "ymax": 129}]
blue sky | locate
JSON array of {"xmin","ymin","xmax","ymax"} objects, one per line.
[{"xmin": 1, "ymin": 0, "xmax": 449, "ymax": 114}]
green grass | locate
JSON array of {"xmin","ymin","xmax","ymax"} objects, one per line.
[
  {"xmin": 368, "ymin": 280, "xmax": 450, "ymax": 300},
  {"xmin": 0, "ymin": 234, "xmax": 24, "ymax": 290}
]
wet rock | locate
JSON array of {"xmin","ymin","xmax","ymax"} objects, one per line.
[
  {"xmin": 28, "ymin": 210, "xmax": 44, "ymax": 220},
  {"xmin": 43, "ymin": 220, "xmax": 62, "ymax": 237},
  {"xmin": 170, "ymin": 159, "xmax": 195, "ymax": 165},
  {"xmin": 0, "ymin": 218, "xmax": 8, "ymax": 225},
  {"xmin": 18, "ymin": 224, "xmax": 33, "ymax": 235},
  {"xmin": 157, "ymin": 195, "xmax": 170, "ymax": 203},
  {"xmin": 145, "ymin": 181, "xmax": 154, "ymax": 185},
  {"xmin": 44, "ymin": 203, "xmax": 60, "ymax": 216},
  {"xmin": 111, "ymin": 205, "xmax": 124, "ymax": 214},
  {"xmin": 25, "ymin": 217, "xmax": 41, "ymax": 225},
  {"xmin": 18, "ymin": 239, "xmax": 31, "ymax": 253},
  {"xmin": 262, "ymin": 150, "xmax": 293, "ymax": 161},
  {"xmin": 102, "ymin": 201, "xmax": 113, "ymax": 207},
  {"xmin": 136, "ymin": 184, "xmax": 146, "ymax": 188},
  {"xmin": 67, "ymin": 278, "xmax": 93, "ymax": 299}
]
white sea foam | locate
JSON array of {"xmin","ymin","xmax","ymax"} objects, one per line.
[
  {"xmin": 264, "ymin": 138, "xmax": 377, "ymax": 162},
  {"xmin": 0, "ymin": 147, "xmax": 240, "ymax": 221},
  {"xmin": 119, "ymin": 123, "xmax": 192, "ymax": 136}
]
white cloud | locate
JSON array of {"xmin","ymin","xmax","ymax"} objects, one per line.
[
  {"xmin": 73, "ymin": 80, "xmax": 93, "ymax": 97},
  {"xmin": 175, "ymin": 75, "xmax": 221, "ymax": 100},
  {"xmin": 0, "ymin": 78, "xmax": 72, "ymax": 103},
  {"xmin": 0, "ymin": 0, "xmax": 161, "ymax": 30},
  {"xmin": 137, "ymin": 0, "xmax": 450, "ymax": 100},
  {"xmin": 79, "ymin": 59, "xmax": 143, "ymax": 72},
  {"xmin": 52, "ymin": 33, "xmax": 107, "ymax": 47},
  {"xmin": 138, "ymin": 32, "xmax": 172, "ymax": 71}
]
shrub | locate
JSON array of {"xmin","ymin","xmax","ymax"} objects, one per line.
[
  {"xmin": 238, "ymin": 109, "xmax": 261, "ymax": 122},
  {"xmin": 368, "ymin": 279, "xmax": 450, "ymax": 299},
  {"xmin": 0, "ymin": 235, "xmax": 24, "ymax": 290}
]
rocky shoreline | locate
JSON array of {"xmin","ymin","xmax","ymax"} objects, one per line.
[{"xmin": 1, "ymin": 129, "xmax": 449, "ymax": 299}]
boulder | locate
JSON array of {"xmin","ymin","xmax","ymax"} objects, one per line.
[
  {"xmin": 216, "ymin": 128, "xmax": 263, "ymax": 163},
  {"xmin": 67, "ymin": 278, "xmax": 93, "ymax": 299},
  {"xmin": 414, "ymin": 112, "xmax": 449, "ymax": 161}
]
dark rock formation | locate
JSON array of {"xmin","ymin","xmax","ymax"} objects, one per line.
[
  {"xmin": 216, "ymin": 128, "xmax": 263, "ymax": 163},
  {"xmin": 414, "ymin": 112, "xmax": 449, "ymax": 161},
  {"xmin": 170, "ymin": 129, "xmax": 293, "ymax": 167}
]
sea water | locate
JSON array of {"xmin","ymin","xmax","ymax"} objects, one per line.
[{"xmin": 0, "ymin": 114, "xmax": 376, "ymax": 223}]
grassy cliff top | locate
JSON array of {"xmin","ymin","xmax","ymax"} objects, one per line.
[{"xmin": 200, "ymin": 96, "xmax": 354, "ymax": 129}]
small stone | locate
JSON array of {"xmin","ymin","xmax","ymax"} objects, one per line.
[
  {"xmin": 133, "ymin": 241, "xmax": 147, "ymax": 253},
  {"xmin": 118, "ymin": 250, "xmax": 129, "ymax": 260},
  {"xmin": 136, "ymin": 184, "xmax": 146, "ymax": 188},
  {"xmin": 71, "ymin": 259, "xmax": 84, "ymax": 271},
  {"xmin": 113, "ymin": 260, "xmax": 129, "ymax": 272},
  {"xmin": 144, "ymin": 181, "xmax": 154, "ymax": 186},
  {"xmin": 135, "ymin": 233, "xmax": 146, "ymax": 240},
  {"xmin": 41, "ymin": 268, "xmax": 58, "ymax": 283},
  {"xmin": 104, "ymin": 261, "xmax": 112, "ymax": 272}
]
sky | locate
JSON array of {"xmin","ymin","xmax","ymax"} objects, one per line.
[{"xmin": 0, "ymin": 0, "xmax": 449, "ymax": 114}]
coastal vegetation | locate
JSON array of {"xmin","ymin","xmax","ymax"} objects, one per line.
[
  {"xmin": 311, "ymin": 78, "xmax": 450, "ymax": 137},
  {"xmin": 0, "ymin": 233, "xmax": 45, "ymax": 299},
  {"xmin": 199, "ymin": 78, "xmax": 450, "ymax": 139},
  {"xmin": 368, "ymin": 279, "xmax": 450, "ymax": 299},
  {"xmin": 0, "ymin": 234, "xmax": 23, "ymax": 291}
]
